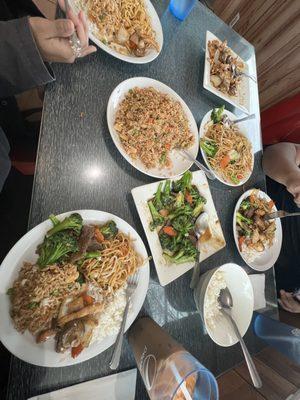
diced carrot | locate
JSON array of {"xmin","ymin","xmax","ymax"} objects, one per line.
[
  {"xmin": 237, "ymin": 174, "xmax": 243, "ymax": 180},
  {"xmin": 185, "ymin": 191, "xmax": 193, "ymax": 205},
  {"xmin": 71, "ymin": 344, "xmax": 83, "ymax": 359},
  {"xmin": 220, "ymin": 155, "xmax": 230, "ymax": 169},
  {"xmin": 162, "ymin": 226, "xmax": 177, "ymax": 237},
  {"xmin": 94, "ymin": 227, "xmax": 104, "ymax": 243},
  {"xmin": 165, "ymin": 143, "xmax": 171, "ymax": 150},
  {"xmin": 82, "ymin": 294, "xmax": 94, "ymax": 306},
  {"xmin": 159, "ymin": 209, "xmax": 169, "ymax": 217},
  {"xmin": 238, "ymin": 236, "xmax": 245, "ymax": 252},
  {"xmin": 268, "ymin": 200, "xmax": 275, "ymax": 210}
]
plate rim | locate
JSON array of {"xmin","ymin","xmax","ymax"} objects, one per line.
[
  {"xmin": 106, "ymin": 76, "xmax": 199, "ymax": 179},
  {"xmin": 232, "ymin": 189, "xmax": 283, "ymax": 271},
  {"xmin": 0, "ymin": 210, "xmax": 149, "ymax": 367},
  {"xmin": 199, "ymin": 108, "xmax": 254, "ymax": 187}
]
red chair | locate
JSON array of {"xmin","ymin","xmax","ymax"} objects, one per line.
[{"xmin": 261, "ymin": 93, "xmax": 300, "ymax": 145}]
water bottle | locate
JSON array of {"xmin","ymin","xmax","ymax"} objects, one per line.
[
  {"xmin": 254, "ymin": 313, "xmax": 300, "ymax": 366},
  {"xmin": 128, "ymin": 317, "xmax": 219, "ymax": 399},
  {"xmin": 169, "ymin": 0, "xmax": 197, "ymax": 21}
]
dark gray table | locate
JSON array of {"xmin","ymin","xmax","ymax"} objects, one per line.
[{"xmin": 7, "ymin": 1, "xmax": 279, "ymax": 399}]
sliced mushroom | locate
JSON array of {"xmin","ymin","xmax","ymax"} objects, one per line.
[
  {"xmin": 56, "ymin": 319, "xmax": 85, "ymax": 353},
  {"xmin": 210, "ymin": 75, "xmax": 222, "ymax": 87},
  {"xmin": 36, "ymin": 328, "xmax": 57, "ymax": 344}
]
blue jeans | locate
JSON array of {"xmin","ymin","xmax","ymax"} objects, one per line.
[{"xmin": 0, "ymin": 127, "xmax": 10, "ymax": 192}]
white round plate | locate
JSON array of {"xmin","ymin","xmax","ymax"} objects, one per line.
[
  {"xmin": 69, "ymin": 0, "xmax": 163, "ymax": 64},
  {"xmin": 233, "ymin": 189, "xmax": 283, "ymax": 271},
  {"xmin": 196, "ymin": 263, "xmax": 254, "ymax": 347},
  {"xmin": 107, "ymin": 77, "xmax": 199, "ymax": 179},
  {"xmin": 0, "ymin": 210, "xmax": 149, "ymax": 367},
  {"xmin": 199, "ymin": 109, "xmax": 254, "ymax": 186}
]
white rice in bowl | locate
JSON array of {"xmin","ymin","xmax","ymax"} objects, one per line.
[{"xmin": 204, "ymin": 270, "xmax": 226, "ymax": 330}]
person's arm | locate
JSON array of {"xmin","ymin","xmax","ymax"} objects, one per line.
[
  {"xmin": 262, "ymin": 142, "xmax": 300, "ymax": 204},
  {"xmin": 0, "ymin": 17, "xmax": 55, "ymax": 98},
  {"xmin": 0, "ymin": 10, "xmax": 96, "ymax": 98}
]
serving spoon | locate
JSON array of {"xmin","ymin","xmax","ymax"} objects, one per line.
[
  {"xmin": 190, "ymin": 212, "xmax": 209, "ymax": 289},
  {"xmin": 218, "ymin": 287, "xmax": 262, "ymax": 389}
]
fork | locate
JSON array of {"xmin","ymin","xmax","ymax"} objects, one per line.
[
  {"xmin": 179, "ymin": 149, "xmax": 216, "ymax": 180},
  {"xmin": 64, "ymin": 0, "xmax": 82, "ymax": 58},
  {"xmin": 109, "ymin": 273, "xmax": 139, "ymax": 370},
  {"xmin": 264, "ymin": 210, "xmax": 300, "ymax": 221}
]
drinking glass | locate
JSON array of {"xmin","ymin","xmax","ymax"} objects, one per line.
[{"xmin": 169, "ymin": 0, "xmax": 197, "ymax": 21}]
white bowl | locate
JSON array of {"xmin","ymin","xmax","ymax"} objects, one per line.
[
  {"xmin": 194, "ymin": 263, "xmax": 254, "ymax": 347},
  {"xmin": 69, "ymin": 0, "xmax": 163, "ymax": 64},
  {"xmin": 203, "ymin": 31, "xmax": 251, "ymax": 114},
  {"xmin": 107, "ymin": 77, "xmax": 199, "ymax": 179},
  {"xmin": 0, "ymin": 210, "xmax": 149, "ymax": 367},
  {"xmin": 199, "ymin": 108, "xmax": 254, "ymax": 187},
  {"xmin": 233, "ymin": 189, "xmax": 283, "ymax": 271}
]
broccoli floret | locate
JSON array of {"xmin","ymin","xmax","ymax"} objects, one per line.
[
  {"xmin": 172, "ymin": 171, "xmax": 192, "ymax": 193},
  {"xmin": 153, "ymin": 182, "xmax": 163, "ymax": 210},
  {"xmin": 240, "ymin": 199, "xmax": 251, "ymax": 211},
  {"xmin": 164, "ymin": 238, "xmax": 197, "ymax": 264},
  {"xmin": 172, "ymin": 215, "xmax": 194, "ymax": 235},
  {"xmin": 161, "ymin": 180, "xmax": 173, "ymax": 207},
  {"xmin": 37, "ymin": 231, "xmax": 79, "ymax": 268},
  {"xmin": 192, "ymin": 199, "xmax": 206, "ymax": 218},
  {"xmin": 200, "ymin": 139, "xmax": 218, "ymax": 158},
  {"xmin": 47, "ymin": 213, "xmax": 83, "ymax": 236},
  {"xmin": 159, "ymin": 232, "xmax": 179, "ymax": 255},
  {"xmin": 174, "ymin": 192, "xmax": 185, "ymax": 208},
  {"xmin": 211, "ymin": 105, "xmax": 225, "ymax": 124},
  {"xmin": 148, "ymin": 201, "xmax": 164, "ymax": 231},
  {"xmin": 236, "ymin": 212, "xmax": 252, "ymax": 226},
  {"xmin": 49, "ymin": 214, "xmax": 60, "ymax": 226},
  {"xmin": 99, "ymin": 220, "xmax": 118, "ymax": 239}
]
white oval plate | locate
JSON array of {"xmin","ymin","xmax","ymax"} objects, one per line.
[
  {"xmin": 69, "ymin": 0, "xmax": 163, "ymax": 64},
  {"xmin": 233, "ymin": 189, "xmax": 283, "ymax": 271},
  {"xmin": 0, "ymin": 210, "xmax": 149, "ymax": 367},
  {"xmin": 199, "ymin": 108, "xmax": 254, "ymax": 187},
  {"xmin": 203, "ymin": 263, "xmax": 254, "ymax": 347},
  {"xmin": 107, "ymin": 77, "xmax": 199, "ymax": 179}
]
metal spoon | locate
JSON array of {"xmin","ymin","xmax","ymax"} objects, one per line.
[
  {"xmin": 222, "ymin": 113, "xmax": 256, "ymax": 128},
  {"xmin": 264, "ymin": 210, "xmax": 300, "ymax": 221},
  {"xmin": 218, "ymin": 287, "xmax": 262, "ymax": 389},
  {"xmin": 190, "ymin": 212, "xmax": 209, "ymax": 289},
  {"xmin": 178, "ymin": 149, "xmax": 215, "ymax": 181}
]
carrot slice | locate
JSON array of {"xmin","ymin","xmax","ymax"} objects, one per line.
[
  {"xmin": 185, "ymin": 191, "xmax": 193, "ymax": 205},
  {"xmin": 238, "ymin": 236, "xmax": 245, "ymax": 252},
  {"xmin": 94, "ymin": 227, "xmax": 104, "ymax": 243},
  {"xmin": 220, "ymin": 155, "xmax": 230, "ymax": 169},
  {"xmin": 165, "ymin": 143, "xmax": 171, "ymax": 150},
  {"xmin": 82, "ymin": 294, "xmax": 94, "ymax": 306},
  {"xmin": 71, "ymin": 344, "xmax": 83, "ymax": 359},
  {"xmin": 162, "ymin": 226, "xmax": 177, "ymax": 237}
]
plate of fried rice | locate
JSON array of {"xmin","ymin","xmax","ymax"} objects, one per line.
[{"xmin": 107, "ymin": 77, "xmax": 199, "ymax": 178}]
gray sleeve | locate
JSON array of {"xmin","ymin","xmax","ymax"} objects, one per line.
[
  {"xmin": 0, "ymin": 17, "xmax": 55, "ymax": 98},
  {"xmin": 0, "ymin": 127, "xmax": 11, "ymax": 192}
]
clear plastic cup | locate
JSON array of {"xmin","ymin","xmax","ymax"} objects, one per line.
[
  {"xmin": 169, "ymin": 0, "xmax": 197, "ymax": 21},
  {"xmin": 128, "ymin": 317, "xmax": 219, "ymax": 400}
]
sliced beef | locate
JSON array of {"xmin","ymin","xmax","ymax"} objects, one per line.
[{"xmin": 70, "ymin": 225, "xmax": 95, "ymax": 262}]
